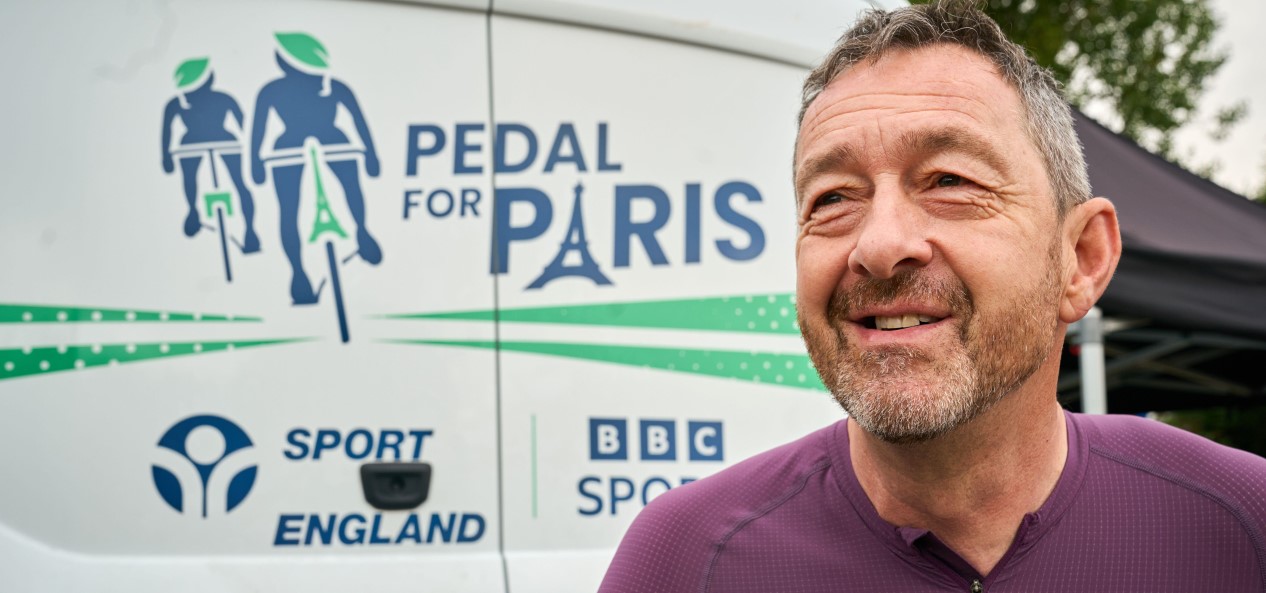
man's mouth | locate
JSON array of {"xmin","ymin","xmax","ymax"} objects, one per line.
[{"xmin": 863, "ymin": 314, "xmax": 943, "ymax": 330}]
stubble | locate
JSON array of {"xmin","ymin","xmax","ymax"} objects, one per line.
[{"xmin": 800, "ymin": 251, "xmax": 1062, "ymax": 444}]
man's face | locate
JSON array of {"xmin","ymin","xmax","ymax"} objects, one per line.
[{"xmin": 794, "ymin": 45, "xmax": 1065, "ymax": 444}]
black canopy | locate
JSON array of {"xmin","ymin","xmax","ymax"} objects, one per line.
[
  {"xmin": 1076, "ymin": 111, "xmax": 1266, "ymax": 340},
  {"xmin": 1060, "ymin": 112, "xmax": 1266, "ymax": 412}
]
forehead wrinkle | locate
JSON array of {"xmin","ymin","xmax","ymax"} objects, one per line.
[
  {"xmin": 796, "ymin": 96, "xmax": 995, "ymax": 167},
  {"xmin": 794, "ymin": 111, "xmax": 996, "ymax": 201},
  {"xmin": 806, "ymin": 88, "xmax": 997, "ymax": 126}
]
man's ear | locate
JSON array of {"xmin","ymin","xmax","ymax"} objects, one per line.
[{"xmin": 1059, "ymin": 197, "xmax": 1122, "ymax": 324}]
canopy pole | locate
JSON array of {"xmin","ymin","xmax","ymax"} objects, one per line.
[{"xmin": 1079, "ymin": 307, "xmax": 1107, "ymax": 414}]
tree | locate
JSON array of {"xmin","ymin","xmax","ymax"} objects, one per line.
[
  {"xmin": 912, "ymin": 0, "xmax": 1243, "ymax": 162},
  {"xmin": 1157, "ymin": 406, "xmax": 1266, "ymax": 457},
  {"xmin": 1256, "ymin": 160, "xmax": 1266, "ymax": 203}
]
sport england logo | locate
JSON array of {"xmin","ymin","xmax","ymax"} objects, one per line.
[
  {"xmin": 161, "ymin": 32, "xmax": 381, "ymax": 342},
  {"xmin": 152, "ymin": 414, "xmax": 258, "ymax": 518}
]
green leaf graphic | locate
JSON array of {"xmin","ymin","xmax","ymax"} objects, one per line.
[
  {"xmin": 386, "ymin": 339, "xmax": 825, "ymax": 391},
  {"xmin": 0, "ymin": 304, "xmax": 261, "ymax": 324},
  {"xmin": 275, "ymin": 32, "xmax": 329, "ymax": 69},
  {"xmin": 0, "ymin": 339, "xmax": 309, "ymax": 382},
  {"xmin": 173, "ymin": 57, "xmax": 209, "ymax": 89},
  {"xmin": 380, "ymin": 294, "xmax": 800, "ymax": 335}
]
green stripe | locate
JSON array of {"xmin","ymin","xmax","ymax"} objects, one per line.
[
  {"xmin": 380, "ymin": 294, "xmax": 799, "ymax": 334},
  {"xmin": 0, "ymin": 304, "xmax": 262, "ymax": 323},
  {"xmin": 0, "ymin": 339, "xmax": 307, "ymax": 382},
  {"xmin": 386, "ymin": 339, "xmax": 824, "ymax": 391}
]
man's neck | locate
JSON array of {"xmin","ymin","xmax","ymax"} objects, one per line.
[{"xmin": 848, "ymin": 366, "xmax": 1069, "ymax": 577}]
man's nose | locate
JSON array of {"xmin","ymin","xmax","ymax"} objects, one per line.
[{"xmin": 847, "ymin": 189, "xmax": 933, "ymax": 279}]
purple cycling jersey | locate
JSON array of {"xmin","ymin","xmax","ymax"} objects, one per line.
[{"xmin": 599, "ymin": 412, "xmax": 1266, "ymax": 592}]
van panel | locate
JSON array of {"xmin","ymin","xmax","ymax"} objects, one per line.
[
  {"xmin": 0, "ymin": 1, "xmax": 883, "ymax": 590},
  {"xmin": 493, "ymin": 0, "xmax": 889, "ymax": 67},
  {"xmin": 488, "ymin": 15, "xmax": 842, "ymax": 592},
  {"xmin": 0, "ymin": 0, "xmax": 502, "ymax": 590}
]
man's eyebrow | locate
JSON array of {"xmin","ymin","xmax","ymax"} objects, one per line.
[
  {"xmin": 794, "ymin": 144, "xmax": 859, "ymax": 203},
  {"xmin": 793, "ymin": 125, "xmax": 1014, "ymax": 203},
  {"xmin": 896, "ymin": 126, "xmax": 1012, "ymax": 177}
]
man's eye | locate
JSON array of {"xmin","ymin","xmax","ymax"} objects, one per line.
[
  {"xmin": 815, "ymin": 192, "xmax": 845, "ymax": 207},
  {"xmin": 936, "ymin": 174, "xmax": 963, "ymax": 187}
]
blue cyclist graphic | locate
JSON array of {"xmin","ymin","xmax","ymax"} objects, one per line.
[
  {"xmin": 250, "ymin": 32, "xmax": 382, "ymax": 305},
  {"xmin": 161, "ymin": 58, "xmax": 261, "ymax": 254}
]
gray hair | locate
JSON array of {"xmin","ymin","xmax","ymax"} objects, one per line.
[{"xmin": 798, "ymin": 0, "xmax": 1090, "ymax": 215}]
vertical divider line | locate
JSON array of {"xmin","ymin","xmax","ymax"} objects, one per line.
[
  {"xmin": 531, "ymin": 414, "xmax": 539, "ymax": 518},
  {"xmin": 486, "ymin": 5, "xmax": 512, "ymax": 593}
]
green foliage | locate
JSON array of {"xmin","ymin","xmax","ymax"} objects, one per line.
[
  {"xmin": 1256, "ymin": 160, "xmax": 1266, "ymax": 203},
  {"xmin": 173, "ymin": 57, "xmax": 209, "ymax": 89},
  {"xmin": 275, "ymin": 32, "xmax": 329, "ymax": 69},
  {"xmin": 911, "ymin": 0, "xmax": 1239, "ymax": 161},
  {"xmin": 1157, "ymin": 406, "xmax": 1266, "ymax": 458},
  {"xmin": 1209, "ymin": 100, "xmax": 1248, "ymax": 142}
]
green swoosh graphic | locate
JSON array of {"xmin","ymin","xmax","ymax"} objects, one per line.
[
  {"xmin": 379, "ymin": 294, "xmax": 800, "ymax": 334},
  {"xmin": 0, "ymin": 304, "xmax": 262, "ymax": 323},
  {"xmin": 386, "ymin": 339, "xmax": 825, "ymax": 391},
  {"xmin": 0, "ymin": 339, "xmax": 308, "ymax": 382}
]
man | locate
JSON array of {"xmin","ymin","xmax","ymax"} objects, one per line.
[{"xmin": 598, "ymin": 2, "xmax": 1266, "ymax": 591}]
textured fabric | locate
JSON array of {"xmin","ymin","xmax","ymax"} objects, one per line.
[{"xmin": 598, "ymin": 412, "xmax": 1266, "ymax": 592}]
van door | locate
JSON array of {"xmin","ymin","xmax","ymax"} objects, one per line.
[
  {"xmin": 0, "ymin": 1, "xmax": 503, "ymax": 590},
  {"xmin": 486, "ymin": 13, "xmax": 845, "ymax": 593}
]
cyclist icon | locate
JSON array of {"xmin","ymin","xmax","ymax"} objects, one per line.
[
  {"xmin": 161, "ymin": 58, "xmax": 260, "ymax": 255},
  {"xmin": 250, "ymin": 33, "xmax": 382, "ymax": 306}
]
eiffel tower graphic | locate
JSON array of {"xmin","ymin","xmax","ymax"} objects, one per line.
[
  {"xmin": 306, "ymin": 144, "xmax": 348, "ymax": 244},
  {"xmin": 528, "ymin": 182, "xmax": 613, "ymax": 289}
]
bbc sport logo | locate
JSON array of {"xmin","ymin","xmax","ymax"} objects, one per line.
[
  {"xmin": 152, "ymin": 414, "xmax": 258, "ymax": 518},
  {"xmin": 588, "ymin": 417, "xmax": 723, "ymax": 462}
]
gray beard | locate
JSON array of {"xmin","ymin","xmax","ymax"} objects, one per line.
[
  {"xmin": 833, "ymin": 344, "xmax": 986, "ymax": 443},
  {"xmin": 801, "ymin": 263, "xmax": 1060, "ymax": 444}
]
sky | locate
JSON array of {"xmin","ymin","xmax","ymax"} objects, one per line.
[{"xmin": 1172, "ymin": 0, "xmax": 1266, "ymax": 197}]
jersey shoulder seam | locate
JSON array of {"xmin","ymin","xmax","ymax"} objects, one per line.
[
  {"xmin": 1089, "ymin": 444, "xmax": 1266, "ymax": 589},
  {"xmin": 698, "ymin": 458, "xmax": 833, "ymax": 593}
]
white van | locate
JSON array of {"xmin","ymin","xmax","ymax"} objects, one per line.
[{"xmin": 0, "ymin": 1, "xmax": 897, "ymax": 590}]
